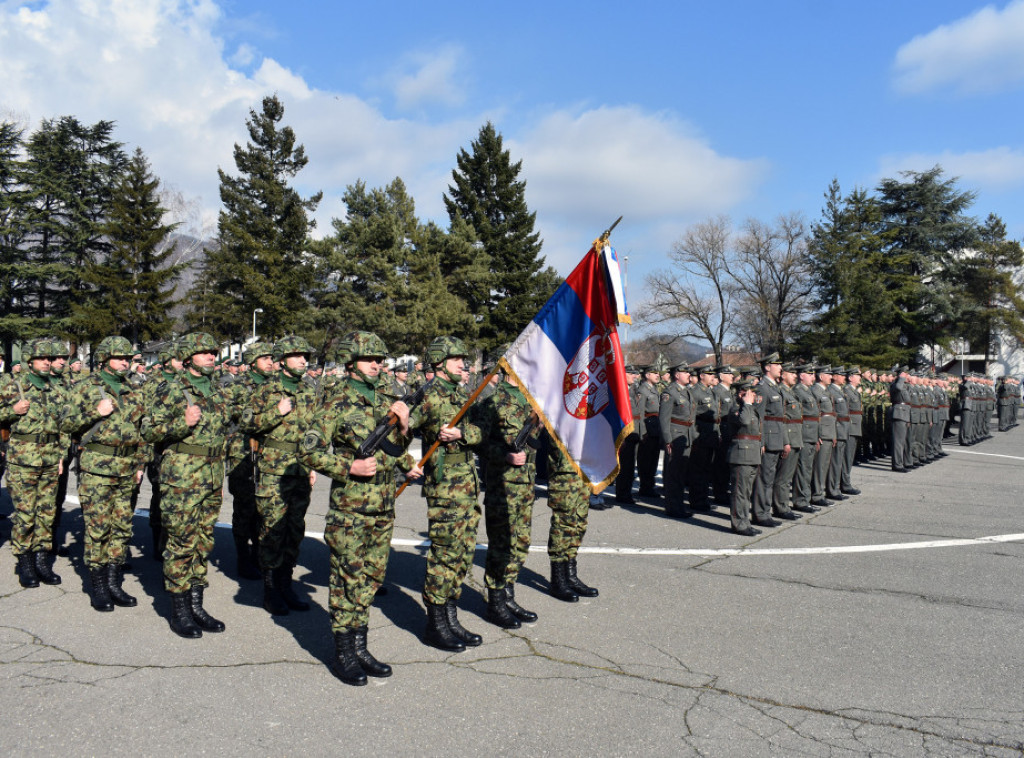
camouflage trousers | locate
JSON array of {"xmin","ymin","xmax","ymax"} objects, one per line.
[
  {"xmin": 424, "ymin": 495, "xmax": 481, "ymax": 606},
  {"xmin": 483, "ymin": 478, "xmax": 534, "ymax": 590},
  {"xmin": 79, "ymin": 471, "xmax": 137, "ymax": 569},
  {"xmin": 546, "ymin": 473, "xmax": 590, "ymax": 562},
  {"xmin": 256, "ymin": 473, "xmax": 311, "ymax": 572},
  {"xmin": 325, "ymin": 510, "xmax": 394, "ymax": 631},
  {"xmin": 7, "ymin": 463, "xmax": 59, "ymax": 556},
  {"xmin": 227, "ymin": 458, "xmax": 260, "ymax": 544},
  {"xmin": 160, "ymin": 459, "xmax": 224, "ymax": 594}
]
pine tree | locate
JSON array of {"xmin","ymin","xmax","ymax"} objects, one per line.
[
  {"xmin": 191, "ymin": 95, "xmax": 321, "ymax": 341},
  {"xmin": 0, "ymin": 121, "xmax": 29, "ymax": 363},
  {"xmin": 73, "ymin": 148, "xmax": 183, "ymax": 344},
  {"xmin": 444, "ymin": 122, "xmax": 558, "ymax": 350}
]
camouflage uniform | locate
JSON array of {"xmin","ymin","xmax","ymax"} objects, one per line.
[
  {"xmin": 138, "ymin": 349, "xmax": 181, "ymax": 560},
  {"xmin": 0, "ymin": 341, "xmax": 68, "ymax": 587},
  {"xmin": 414, "ymin": 373, "xmax": 481, "ymax": 607},
  {"xmin": 546, "ymin": 443, "xmax": 598, "ymax": 600}
]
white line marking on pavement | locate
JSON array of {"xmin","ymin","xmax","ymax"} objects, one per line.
[{"xmin": 945, "ymin": 449, "xmax": 1024, "ymax": 462}]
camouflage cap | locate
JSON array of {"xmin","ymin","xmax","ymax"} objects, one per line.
[
  {"xmin": 272, "ymin": 335, "xmax": 314, "ymax": 362},
  {"xmin": 242, "ymin": 341, "xmax": 273, "ymax": 365},
  {"xmin": 95, "ymin": 336, "xmax": 134, "ymax": 364},
  {"xmin": 426, "ymin": 336, "xmax": 469, "ymax": 365}
]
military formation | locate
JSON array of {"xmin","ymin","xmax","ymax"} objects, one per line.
[
  {"xmin": 613, "ymin": 354, "xmax": 1020, "ymax": 537},
  {"xmin": 0, "ymin": 331, "xmax": 603, "ymax": 687}
]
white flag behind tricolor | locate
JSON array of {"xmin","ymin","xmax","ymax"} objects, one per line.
[{"xmin": 499, "ymin": 240, "xmax": 633, "ymax": 493}]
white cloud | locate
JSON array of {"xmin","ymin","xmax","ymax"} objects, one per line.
[
  {"xmin": 390, "ymin": 46, "xmax": 466, "ymax": 110},
  {"xmin": 878, "ymin": 146, "xmax": 1024, "ymax": 191},
  {"xmin": 893, "ymin": 0, "xmax": 1024, "ymax": 95}
]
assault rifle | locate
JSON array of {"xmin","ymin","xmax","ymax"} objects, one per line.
[
  {"xmin": 512, "ymin": 411, "xmax": 542, "ymax": 452},
  {"xmin": 356, "ymin": 378, "xmax": 434, "ymax": 459}
]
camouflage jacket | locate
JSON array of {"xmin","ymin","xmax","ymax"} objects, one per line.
[
  {"xmin": 477, "ymin": 380, "xmax": 539, "ymax": 485},
  {"xmin": 241, "ymin": 371, "xmax": 317, "ymax": 477},
  {"xmin": 0, "ymin": 371, "xmax": 67, "ymax": 468},
  {"xmin": 299, "ymin": 376, "xmax": 415, "ymax": 515},
  {"xmin": 222, "ymin": 370, "xmax": 270, "ymax": 467},
  {"xmin": 60, "ymin": 371, "xmax": 148, "ymax": 477},
  {"xmin": 412, "ymin": 376, "xmax": 481, "ymax": 497}
]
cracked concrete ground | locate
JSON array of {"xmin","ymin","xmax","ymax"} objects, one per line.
[{"xmin": 1, "ymin": 425, "xmax": 1023, "ymax": 756}]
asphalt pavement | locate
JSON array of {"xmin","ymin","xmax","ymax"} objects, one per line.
[{"xmin": 1, "ymin": 425, "xmax": 1023, "ymax": 756}]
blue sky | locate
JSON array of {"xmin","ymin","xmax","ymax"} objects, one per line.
[{"xmin": 3, "ymin": 0, "xmax": 1024, "ymax": 318}]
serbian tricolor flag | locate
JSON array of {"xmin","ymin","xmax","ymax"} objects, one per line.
[{"xmin": 499, "ymin": 241, "xmax": 633, "ymax": 493}]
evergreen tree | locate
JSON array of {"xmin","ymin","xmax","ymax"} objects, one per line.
[
  {"xmin": 444, "ymin": 122, "xmax": 558, "ymax": 350},
  {"xmin": 0, "ymin": 121, "xmax": 29, "ymax": 363},
  {"xmin": 73, "ymin": 148, "xmax": 183, "ymax": 344},
  {"xmin": 18, "ymin": 116, "xmax": 126, "ymax": 345},
  {"xmin": 191, "ymin": 95, "xmax": 322, "ymax": 341}
]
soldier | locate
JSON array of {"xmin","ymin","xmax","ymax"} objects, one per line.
[
  {"xmin": 751, "ymin": 353, "xmax": 797, "ymax": 525},
  {"xmin": 840, "ymin": 366, "xmax": 862, "ymax": 495},
  {"xmin": 414, "ymin": 336, "xmax": 484, "ymax": 651},
  {"xmin": 242, "ymin": 336, "xmax": 319, "ymax": 616},
  {"xmin": 712, "ymin": 366, "xmax": 736, "ymax": 505},
  {"xmin": 726, "ymin": 378, "xmax": 762, "ymax": 536},
  {"xmin": 141, "ymin": 333, "xmax": 232, "ymax": 639},
  {"xmin": 222, "ymin": 341, "xmax": 274, "ymax": 579},
  {"xmin": 811, "ymin": 366, "xmax": 838, "ymax": 504},
  {"xmin": 613, "ymin": 365, "xmax": 641, "ymax": 504},
  {"xmin": 689, "ymin": 366, "xmax": 720, "ymax": 512},
  {"xmin": 60, "ymin": 336, "xmax": 147, "ymax": 612},
  {"xmin": 546, "ymin": 442, "xmax": 598, "ymax": 601},
  {"xmin": 826, "ymin": 366, "xmax": 850, "ymax": 500},
  {"xmin": 479, "ymin": 368, "xmax": 542, "ymax": 622},
  {"xmin": 890, "ymin": 366, "xmax": 912, "ymax": 471},
  {"xmin": 299, "ymin": 331, "xmax": 421, "ymax": 685},
  {"xmin": 0, "ymin": 338, "xmax": 68, "ymax": 588},
  {"xmin": 776, "ymin": 362, "xmax": 804, "ymax": 516},
  {"xmin": 659, "ymin": 361, "xmax": 693, "ymax": 519},
  {"xmin": 47, "ymin": 339, "xmax": 75, "ymax": 557},
  {"xmin": 635, "ymin": 365, "xmax": 662, "ymax": 498},
  {"xmin": 791, "ymin": 364, "xmax": 820, "ymax": 514}
]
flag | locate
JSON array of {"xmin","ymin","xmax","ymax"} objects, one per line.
[{"xmin": 499, "ymin": 242, "xmax": 632, "ymax": 493}]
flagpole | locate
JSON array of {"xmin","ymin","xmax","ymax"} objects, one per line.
[{"xmin": 395, "ymin": 365, "xmax": 500, "ymax": 498}]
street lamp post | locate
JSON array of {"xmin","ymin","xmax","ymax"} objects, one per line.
[{"xmin": 252, "ymin": 308, "xmax": 264, "ymax": 340}]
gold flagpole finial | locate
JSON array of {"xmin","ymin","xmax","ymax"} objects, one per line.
[{"xmin": 594, "ymin": 216, "xmax": 623, "ymax": 250}]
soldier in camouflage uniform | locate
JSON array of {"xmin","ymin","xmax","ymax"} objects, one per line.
[
  {"xmin": 412, "ymin": 336, "xmax": 484, "ymax": 651},
  {"xmin": 546, "ymin": 442, "xmax": 598, "ymax": 601},
  {"xmin": 47, "ymin": 339, "xmax": 75, "ymax": 557},
  {"xmin": 223, "ymin": 341, "xmax": 274, "ymax": 579},
  {"xmin": 241, "ymin": 336, "xmax": 319, "ymax": 616},
  {"xmin": 299, "ymin": 331, "xmax": 421, "ymax": 686},
  {"xmin": 479, "ymin": 369, "xmax": 540, "ymax": 626},
  {"xmin": 0, "ymin": 338, "xmax": 68, "ymax": 588},
  {"xmin": 141, "ymin": 333, "xmax": 231, "ymax": 639},
  {"xmin": 60, "ymin": 336, "xmax": 147, "ymax": 612}
]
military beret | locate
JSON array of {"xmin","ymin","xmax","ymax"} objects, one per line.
[{"xmin": 759, "ymin": 352, "xmax": 781, "ymax": 366}]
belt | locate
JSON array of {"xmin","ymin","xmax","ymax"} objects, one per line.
[
  {"xmin": 351, "ymin": 470, "xmax": 395, "ymax": 485},
  {"xmin": 670, "ymin": 419, "xmax": 693, "ymax": 426},
  {"xmin": 838, "ymin": 416, "xmax": 850, "ymax": 422},
  {"xmin": 10, "ymin": 432, "xmax": 59, "ymax": 444},
  {"xmin": 850, "ymin": 410, "xmax": 863, "ymax": 415},
  {"xmin": 802, "ymin": 415, "xmax": 819, "ymax": 421},
  {"xmin": 168, "ymin": 442, "xmax": 222, "ymax": 459},
  {"xmin": 820, "ymin": 412, "xmax": 836, "ymax": 417},
  {"xmin": 262, "ymin": 439, "xmax": 299, "ymax": 453},
  {"xmin": 736, "ymin": 434, "xmax": 761, "ymax": 441},
  {"xmin": 443, "ymin": 450, "xmax": 474, "ymax": 465},
  {"xmin": 784, "ymin": 419, "xmax": 802, "ymax": 424},
  {"xmin": 84, "ymin": 442, "xmax": 139, "ymax": 457},
  {"xmin": 764, "ymin": 416, "xmax": 785, "ymax": 422},
  {"xmin": 644, "ymin": 413, "xmax": 658, "ymax": 418}
]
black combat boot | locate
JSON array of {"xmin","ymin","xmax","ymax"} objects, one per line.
[
  {"xmin": 168, "ymin": 592, "xmax": 201, "ymax": 638},
  {"xmin": 16, "ymin": 553, "xmax": 39, "ymax": 589},
  {"xmin": 106, "ymin": 563, "xmax": 137, "ymax": 607},
  {"xmin": 567, "ymin": 558, "xmax": 599, "ymax": 597},
  {"xmin": 275, "ymin": 566, "xmax": 310, "ymax": 611},
  {"xmin": 353, "ymin": 626, "xmax": 392, "ymax": 677},
  {"xmin": 485, "ymin": 587, "xmax": 521, "ymax": 629},
  {"xmin": 262, "ymin": 569, "xmax": 289, "ymax": 616},
  {"xmin": 330, "ymin": 630, "xmax": 367, "ymax": 686},
  {"xmin": 33, "ymin": 551, "xmax": 61, "ymax": 585},
  {"xmin": 89, "ymin": 566, "xmax": 114, "ymax": 612},
  {"xmin": 424, "ymin": 601, "xmax": 466, "ymax": 651},
  {"xmin": 234, "ymin": 535, "xmax": 260, "ymax": 580},
  {"xmin": 549, "ymin": 561, "xmax": 579, "ymax": 602},
  {"xmin": 151, "ymin": 523, "xmax": 164, "ymax": 561},
  {"xmin": 188, "ymin": 584, "xmax": 225, "ymax": 632},
  {"xmin": 445, "ymin": 598, "xmax": 483, "ymax": 646},
  {"xmin": 505, "ymin": 584, "xmax": 538, "ymax": 622}
]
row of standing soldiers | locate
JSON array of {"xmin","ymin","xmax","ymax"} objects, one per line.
[{"xmin": 0, "ymin": 331, "xmax": 600, "ymax": 687}]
